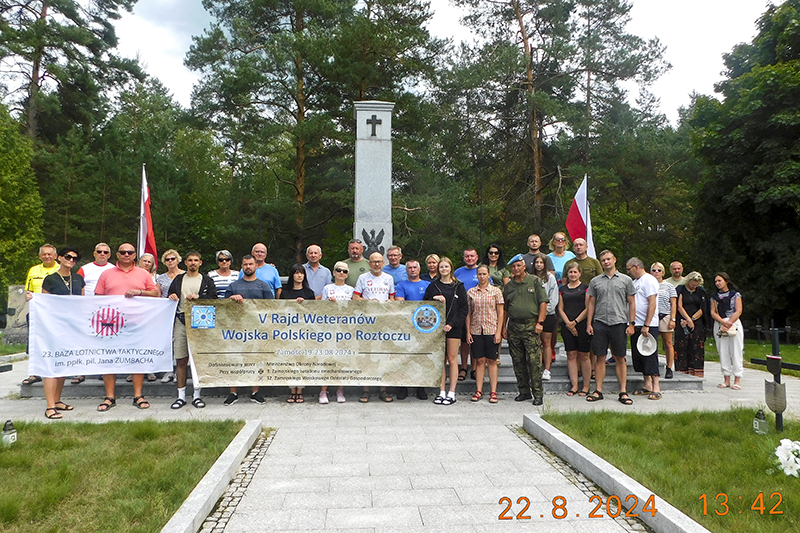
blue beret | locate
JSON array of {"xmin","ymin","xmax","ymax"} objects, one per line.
[{"xmin": 507, "ymin": 253, "xmax": 525, "ymax": 267}]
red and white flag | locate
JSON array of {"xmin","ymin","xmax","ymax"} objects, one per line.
[
  {"xmin": 565, "ymin": 175, "xmax": 596, "ymax": 258},
  {"xmin": 138, "ymin": 164, "xmax": 158, "ymax": 265}
]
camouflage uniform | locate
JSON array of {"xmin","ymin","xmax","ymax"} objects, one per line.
[
  {"xmin": 507, "ymin": 319, "xmax": 544, "ymax": 398},
  {"xmin": 503, "ymin": 273, "xmax": 549, "ymax": 399}
]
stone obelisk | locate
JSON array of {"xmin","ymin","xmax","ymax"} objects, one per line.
[{"xmin": 354, "ymin": 100, "xmax": 395, "ymax": 257}]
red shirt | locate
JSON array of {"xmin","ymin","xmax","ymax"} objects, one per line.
[{"xmin": 95, "ymin": 264, "xmax": 159, "ymax": 296}]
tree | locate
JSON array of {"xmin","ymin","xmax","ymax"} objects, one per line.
[
  {"xmin": 186, "ymin": 0, "xmax": 444, "ymax": 264},
  {"xmin": 0, "ymin": 103, "xmax": 43, "ymax": 291},
  {"xmin": 691, "ymin": 0, "xmax": 800, "ymax": 321},
  {"xmin": 0, "ymin": 0, "xmax": 141, "ymax": 139}
]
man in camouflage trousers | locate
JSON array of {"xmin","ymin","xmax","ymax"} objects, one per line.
[{"xmin": 502, "ymin": 254, "xmax": 549, "ymax": 406}]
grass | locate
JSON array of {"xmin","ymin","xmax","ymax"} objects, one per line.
[
  {"xmin": 543, "ymin": 409, "xmax": 799, "ymax": 533},
  {"xmin": 0, "ymin": 332, "xmax": 25, "ymax": 357},
  {"xmin": 704, "ymin": 339, "xmax": 800, "ymax": 378},
  {"xmin": 0, "ymin": 420, "xmax": 243, "ymax": 533}
]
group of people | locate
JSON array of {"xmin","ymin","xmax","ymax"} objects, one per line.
[{"xmin": 21, "ymin": 232, "xmax": 745, "ymax": 418}]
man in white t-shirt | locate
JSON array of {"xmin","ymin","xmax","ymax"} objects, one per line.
[
  {"xmin": 627, "ymin": 257, "xmax": 661, "ymax": 399},
  {"xmin": 77, "ymin": 242, "xmax": 116, "ymax": 296},
  {"xmin": 353, "ymin": 252, "xmax": 394, "ymax": 402}
]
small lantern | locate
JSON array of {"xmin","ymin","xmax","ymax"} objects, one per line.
[
  {"xmin": 753, "ymin": 410, "xmax": 768, "ymax": 435},
  {"xmin": 1, "ymin": 420, "xmax": 17, "ymax": 447}
]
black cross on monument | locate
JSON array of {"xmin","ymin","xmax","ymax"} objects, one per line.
[{"xmin": 366, "ymin": 114, "xmax": 382, "ymax": 136}]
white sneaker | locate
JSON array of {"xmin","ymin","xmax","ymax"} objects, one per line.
[
  {"xmin": 542, "ymin": 369, "xmax": 551, "ymax": 381},
  {"xmin": 319, "ymin": 391, "xmax": 329, "ymax": 404},
  {"xmin": 336, "ymin": 389, "xmax": 346, "ymax": 403},
  {"xmin": 161, "ymin": 372, "xmax": 175, "ymax": 383}
]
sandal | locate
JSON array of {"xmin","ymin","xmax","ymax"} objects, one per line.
[
  {"xmin": 441, "ymin": 396, "xmax": 456, "ymax": 405},
  {"xmin": 54, "ymin": 401, "xmax": 73, "ymax": 411},
  {"xmin": 71, "ymin": 376, "xmax": 85, "ymax": 384},
  {"xmin": 133, "ymin": 395, "xmax": 150, "ymax": 409},
  {"xmin": 471, "ymin": 391, "xmax": 483, "ymax": 402},
  {"xmin": 359, "ymin": 391, "xmax": 370, "ymax": 403},
  {"xmin": 633, "ymin": 388, "xmax": 652, "ymax": 396},
  {"xmin": 22, "ymin": 375, "xmax": 42, "ymax": 385},
  {"xmin": 192, "ymin": 398, "xmax": 206, "ymax": 408},
  {"xmin": 648, "ymin": 392, "xmax": 662, "ymax": 400},
  {"xmin": 566, "ymin": 389, "xmax": 578, "ymax": 397},
  {"xmin": 717, "ymin": 383, "xmax": 730, "ymax": 389},
  {"xmin": 618, "ymin": 392, "xmax": 633, "ymax": 405},
  {"xmin": 732, "ymin": 384, "xmax": 741, "ymax": 390},
  {"xmin": 433, "ymin": 394, "xmax": 445, "ymax": 405},
  {"xmin": 295, "ymin": 394, "xmax": 305, "ymax": 403},
  {"xmin": 489, "ymin": 392, "xmax": 498, "ymax": 403},
  {"xmin": 378, "ymin": 390, "xmax": 393, "ymax": 402},
  {"xmin": 457, "ymin": 368, "xmax": 467, "ymax": 381},
  {"xmin": 45, "ymin": 407, "xmax": 62, "ymax": 419},
  {"xmin": 586, "ymin": 390, "xmax": 604, "ymax": 402},
  {"xmin": 171, "ymin": 398, "xmax": 187, "ymax": 410},
  {"xmin": 287, "ymin": 393, "xmax": 296, "ymax": 403},
  {"xmin": 579, "ymin": 389, "xmax": 589, "ymax": 397},
  {"xmin": 97, "ymin": 397, "xmax": 116, "ymax": 411}
]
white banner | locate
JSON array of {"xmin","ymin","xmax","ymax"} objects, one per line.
[{"xmin": 28, "ymin": 294, "xmax": 177, "ymax": 377}]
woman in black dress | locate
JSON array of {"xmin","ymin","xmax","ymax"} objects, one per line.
[
  {"xmin": 674, "ymin": 271, "xmax": 710, "ymax": 377},
  {"xmin": 40, "ymin": 247, "xmax": 85, "ymax": 419},
  {"xmin": 424, "ymin": 257, "xmax": 468, "ymax": 405},
  {"xmin": 281, "ymin": 264, "xmax": 316, "ymax": 403}
]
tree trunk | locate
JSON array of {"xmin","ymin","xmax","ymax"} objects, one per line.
[
  {"xmin": 26, "ymin": 1, "xmax": 49, "ymax": 139},
  {"xmin": 512, "ymin": 0, "xmax": 543, "ymax": 228},
  {"xmin": 293, "ymin": 7, "xmax": 307, "ymax": 264}
]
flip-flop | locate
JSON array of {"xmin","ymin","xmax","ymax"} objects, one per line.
[
  {"xmin": 71, "ymin": 376, "xmax": 85, "ymax": 384},
  {"xmin": 22, "ymin": 375, "xmax": 42, "ymax": 385},
  {"xmin": 717, "ymin": 383, "xmax": 730, "ymax": 388},
  {"xmin": 633, "ymin": 388, "xmax": 652, "ymax": 396},
  {"xmin": 648, "ymin": 392, "xmax": 663, "ymax": 400}
]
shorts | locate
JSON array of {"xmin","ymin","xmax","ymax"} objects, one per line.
[
  {"xmin": 541, "ymin": 313, "xmax": 557, "ymax": 333},
  {"xmin": 631, "ymin": 327, "xmax": 659, "ymax": 375},
  {"xmin": 470, "ymin": 334, "xmax": 500, "ymax": 360},
  {"xmin": 591, "ymin": 321, "xmax": 627, "ymax": 359},
  {"xmin": 447, "ymin": 325, "xmax": 464, "ymax": 339},
  {"xmin": 173, "ymin": 316, "xmax": 189, "ymax": 360},
  {"xmin": 561, "ymin": 320, "xmax": 591, "ymax": 353}
]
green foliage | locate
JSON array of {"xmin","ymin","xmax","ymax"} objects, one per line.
[
  {"xmin": 544, "ymin": 409, "xmax": 800, "ymax": 533},
  {"xmin": 0, "ymin": 0, "xmax": 142, "ymax": 139},
  {"xmin": 0, "ymin": 420, "xmax": 243, "ymax": 533},
  {"xmin": 691, "ymin": 0, "xmax": 800, "ymax": 321},
  {"xmin": 0, "ymin": 104, "xmax": 43, "ymax": 290}
]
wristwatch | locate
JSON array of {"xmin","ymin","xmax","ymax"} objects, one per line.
[{"xmin": 629, "ymin": 321, "xmax": 635, "ymax": 325}]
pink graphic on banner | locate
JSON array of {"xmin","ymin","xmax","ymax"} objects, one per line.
[{"xmin": 91, "ymin": 306, "xmax": 126, "ymax": 337}]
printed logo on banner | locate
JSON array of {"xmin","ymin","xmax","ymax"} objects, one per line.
[
  {"xmin": 191, "ymin": 306, "xmax": 217, "ymax": 329},
  {"xmin": 412, "ymin": 305, "xmax": 441, "ymax": 333},
  {"xmin": 90, "ymin": 306, "xmax": 126, "ymax": 337}
]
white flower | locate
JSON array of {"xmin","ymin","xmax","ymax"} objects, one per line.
[{"xmin": 774, "ymin": 439, "xmax": 800, "ymax": 478}]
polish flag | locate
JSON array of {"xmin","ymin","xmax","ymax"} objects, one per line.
[
  {"xmin": 565, "ymin": 175, "xmax": 596, "ymax": 258},
  {"xmin": 138, "ymin": 164, "xmax": 158, "ymax": 266}
]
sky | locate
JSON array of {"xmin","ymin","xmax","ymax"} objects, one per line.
[{"xmin": 114, "ymin": 0, "xmax": 773, "ymax": 124}]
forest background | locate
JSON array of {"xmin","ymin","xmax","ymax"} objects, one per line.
[{"xmin": 1, "ymin": 0, "xmax": 799, "ymax": 327}]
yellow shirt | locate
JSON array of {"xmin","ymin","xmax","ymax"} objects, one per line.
[{"xmin": 25, "ymin": 263, "xmax": 59, "ymax": 293}]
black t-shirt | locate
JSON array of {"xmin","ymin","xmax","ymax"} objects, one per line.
[
  {"xmin": 558, "ymin": 283, "xmax": 588, "ymax": 320},
  {"xmin": 280, "ymin": 286, "xmax": 316, "ymax": 300},
  {"xmin": 42, "ymin": 272, "xmax": 85, "ymax": 295}
]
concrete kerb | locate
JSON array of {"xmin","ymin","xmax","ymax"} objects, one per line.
[
  {"xmin": 523, "ymin": 414, "xmax": 711, "ymax": 533},
  {"xmin": 161, "ymin": 419, "xmax": 263, "ymax": 533}
]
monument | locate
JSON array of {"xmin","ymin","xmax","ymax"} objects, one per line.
[{"xmin": 354, "ymin": 100, "xmax": 395, "ymax": 256}]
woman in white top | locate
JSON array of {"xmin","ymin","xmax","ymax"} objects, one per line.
[
  {"xmin": 531, "ymin": 255, "xmax": 558, "ymax": 381},
  {"xmin": 710, "ymin": 272, "xmax": 744, "ymax": 390},
  {"xmin": 650, "ymin": 262, "xmax": 677, "ymax": 379},
  {"xmin": 316, "ymin": 261, "xmax": 354, "ymax": 403}
]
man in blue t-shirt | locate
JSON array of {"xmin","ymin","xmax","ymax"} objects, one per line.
[
  {"xmin": 239, "ymin": 242, "xmax": 281, "ymax": 298},
  {"xmin": 382, "ymin": 245, "xmax": 408, "ymax": 284},
  {"xmin": 394, "ymin": 259, "xmax": 430, "ymax": 400},
  {"xmin": 454, "ymin": 248, "xmax": 479, "ymax": 379}
]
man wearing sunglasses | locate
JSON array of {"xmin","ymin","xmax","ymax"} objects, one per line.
[
  {"xmin": 94, "ymin": 243, "xmax": 160, "ymax": 412},
  {"xmin": 77, "ymin": 242, "xmax": 116, "ymax": 297}
]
